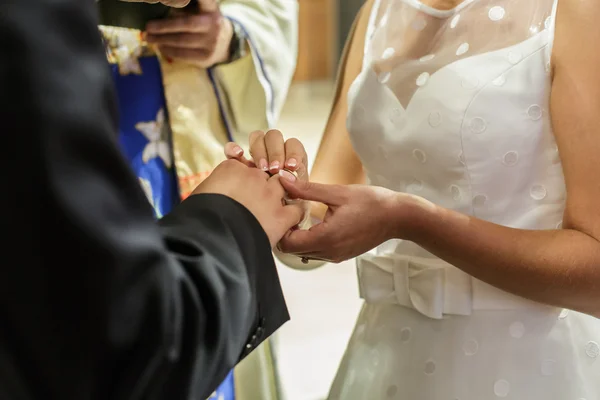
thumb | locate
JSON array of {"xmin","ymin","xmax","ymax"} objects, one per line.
[
  {"xmin": 281, "ymin": 203, "xmax": 305, "ymax": 231},
  {"xmin": 278, "ymin": 173, "xmax": 345, "ymax": 206},
  {"xmin": 197, "ymin": 0, "xmax": 219, "ymax": 12}
]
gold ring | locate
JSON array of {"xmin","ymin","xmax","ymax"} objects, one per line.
[{"xmin": 282, "ymin": 168, "xmax": 298, "ymax": 178}]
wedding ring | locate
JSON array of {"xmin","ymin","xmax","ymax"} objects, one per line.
[{"xmin": 282, "ymin": 168, "xmax": 298, "ymax": 178}]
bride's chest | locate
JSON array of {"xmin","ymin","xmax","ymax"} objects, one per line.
[{"xmin": 346, "ymin": 31, "xmax": 555, "ymax": 187}]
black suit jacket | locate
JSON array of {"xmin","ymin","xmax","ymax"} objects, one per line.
[{"xmin": 0, "ymin": 0, "xmax": 289, "ymax": 399}]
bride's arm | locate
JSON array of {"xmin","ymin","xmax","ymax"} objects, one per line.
[
  {"xmin": 305, "ymin": 0, "xmax": 375, "ymax": 219},
  {"xmin": 389, "ymin": 0, "xmax": 600, "ymax": 316},
  {"xmin": 280, "ymin": 0, "xmax": 600, "ymax": 314}
]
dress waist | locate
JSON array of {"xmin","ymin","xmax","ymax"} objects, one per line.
[{"xmin": 356, "ymin": 253, "xmax": 549, "ymax": 319}]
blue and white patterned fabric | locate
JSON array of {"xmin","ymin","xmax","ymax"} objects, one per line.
[{"xmin": 111, "ymin": 54, "xmax": 236, "ymax": 400}]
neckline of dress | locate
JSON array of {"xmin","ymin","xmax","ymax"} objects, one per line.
[{"xmin": 400, "ymin": 0, "xmax": 477, "ymax": 18}]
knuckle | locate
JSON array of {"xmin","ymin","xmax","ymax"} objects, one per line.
[
  {"xmin": 249, "ymin": 167, "xmax": 266, "ymax": 179},
  {"xmin": 222, "ymin": 158, "xmax": 240, "ymax": 170}
]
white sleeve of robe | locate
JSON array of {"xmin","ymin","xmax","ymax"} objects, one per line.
[{"xmin": 212, "ymin": 0, "xmax": 299, "ymax": 147}]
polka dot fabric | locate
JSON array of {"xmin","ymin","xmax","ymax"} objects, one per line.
[{"xmin": 331, "ymin": 0, "xmax": 600, "ymax": 398}]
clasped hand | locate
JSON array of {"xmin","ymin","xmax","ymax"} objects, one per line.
[
  {"xmin": 123, "ymin": 0, "xmax": 233, "ymax": 67},
  {"xmin": 224, "ymin": 130, "xmax": 421, "ymax": 264},
  {"xmin": 121, "ymin": 0, "xmax": 193, "ymax": 7}
]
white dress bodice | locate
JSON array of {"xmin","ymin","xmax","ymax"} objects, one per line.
[
  {"xmin": 346, "ymin": 0, "xmax": 566, "ymax": 319},
  {"xmin": 328, "ymin": 1, "xmax": 600, "ymax": 399}
]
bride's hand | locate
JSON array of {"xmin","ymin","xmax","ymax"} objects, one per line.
[
  {"xmin": 277, "ymin": 179, "xmax": 430, "ymax": 263},
  {"xmin": 224, "ymin": 130, "xmax": 309, "ymax": 182}
]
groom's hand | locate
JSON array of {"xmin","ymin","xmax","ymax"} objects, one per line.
[
  {"xmin": 193, "ymin": 160, "xmax": 304, "ymax": 247},
  {"xmin": 277, "ymin": 179, "xmax": 423, "ymax": 263}
]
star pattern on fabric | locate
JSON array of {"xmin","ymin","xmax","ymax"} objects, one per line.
[
  {"xmin": 116, "ymin": 44, "xmax": 143, "ymax": 75},
  {"xmin": 138, "ymin": 177, "xmax": 164, "ymax": 218},
  {"xmin": 136, "ymin": 108, "xmax": 173, "ymax": 168}
]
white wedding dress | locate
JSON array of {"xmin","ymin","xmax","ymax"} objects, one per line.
[{"xmin": 329, "ymin": 0, "xmax": 600, "ymax": 398}]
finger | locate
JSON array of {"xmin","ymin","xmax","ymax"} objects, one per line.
[
  {"xmin": 146, "ymin": 15, "xmax": 212, "ymax": 34},
  {"xmin": 198, "ymin": 0, "xmax": 219, "ymax": 12},
  {"xmin": 281, "ymin": 203, "xmax": 305, "ymax": 232},
  {"xmin": 267, "ymin": 174, "xmax": 286, "ymax": 199},
  {"xmin": 158, "ymin": 46, "xmax": 209, "ymax": 62},
  {"xmin": 249, "ymin": 130, "xmax": 269, "ymax": 172},
  {"xmin": 146, "ymin": 32, "xmax": 211, "ymax": 49},
  {"xmin": 264, "ymin": 129, "xmax": 285, "ymax": 174},
  {"xmin": 279, "ymin": 179, "xmax": 346, "ymax": 205},
  {"xmin": 224, "ymin": 142, "xmax": 255, "ymax": 167},
  {"xmin": 284, "ymin": 138, "xmax": 308, "ymax": 180},
  {"xmin": 279, "ymin": 224, "xmax": 328, "ymax": 254}
]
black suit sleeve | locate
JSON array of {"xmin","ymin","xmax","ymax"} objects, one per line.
[{"xmin": 0, "ymin": 1, "xmax": 288, "ymax": 399}]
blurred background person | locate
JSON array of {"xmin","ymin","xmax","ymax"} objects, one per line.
[{"xmin": 100, "ymin": 1, "xmax": 298, "ymax": 399}]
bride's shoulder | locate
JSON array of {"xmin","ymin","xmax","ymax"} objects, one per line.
[
  {"xmin": 352, "ymin": 0, "xmax": 376, "ymax": 40},
  {"xmin": 552, "ymin": 0, "xmax": 600, "ymax": 70}
]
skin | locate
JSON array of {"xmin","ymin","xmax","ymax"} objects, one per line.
[
  {"xmin": 227, "ymin": 0, "xmax": 600, "ymax": 317},
  {"xmin": 121, "ymin": 0, "xmax": 192, "ymax": 8},
  {"xmin": 192, "ymin": 160, "xmax": 304, "ymax": 247},
  {"xmin": 126, "ymin": 0, "xmax": 234, "ymax": 67}
]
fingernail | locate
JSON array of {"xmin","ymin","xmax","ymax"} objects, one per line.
[
  {"xmin": 259, "ymin": 159, "xmax": 268, "ymax": 171},
  {"xmin": 279, "ymin": 169, "xmax": 297, "ymax": 182},
  {"xmin": 233, "ymin": 146, "xmax": 243, "ymax": 157},
  {"xmin": 286, "ymin": 158, "xmax": 298, "ymax": 168},
  {"xmin": 270, "ymin": 161, "xmax": 280, "ymax": 173}
]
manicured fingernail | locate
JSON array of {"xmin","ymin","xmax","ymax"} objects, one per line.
[
  {"xmin": 270, "ymin": 161, "xmax": 280, "ymax": 172},
  {"xmin": 259, "ymin": 159, "xmax": 268, "ymax": 171},
  {"xmin": 233, "ymin": 146, "xmax": 243, "ymax": 157},
  {"xmin": 286, "ymin": 158, "xmax": 297, "ymax": 168},
  {"xmin": 279, "ymin": 169, "xmax": 297, "ymax": 182}
]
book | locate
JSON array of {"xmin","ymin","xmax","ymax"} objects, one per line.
[{"xmin": 97, "ymin": 0, "xmax": 197, "ymax": 31}]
